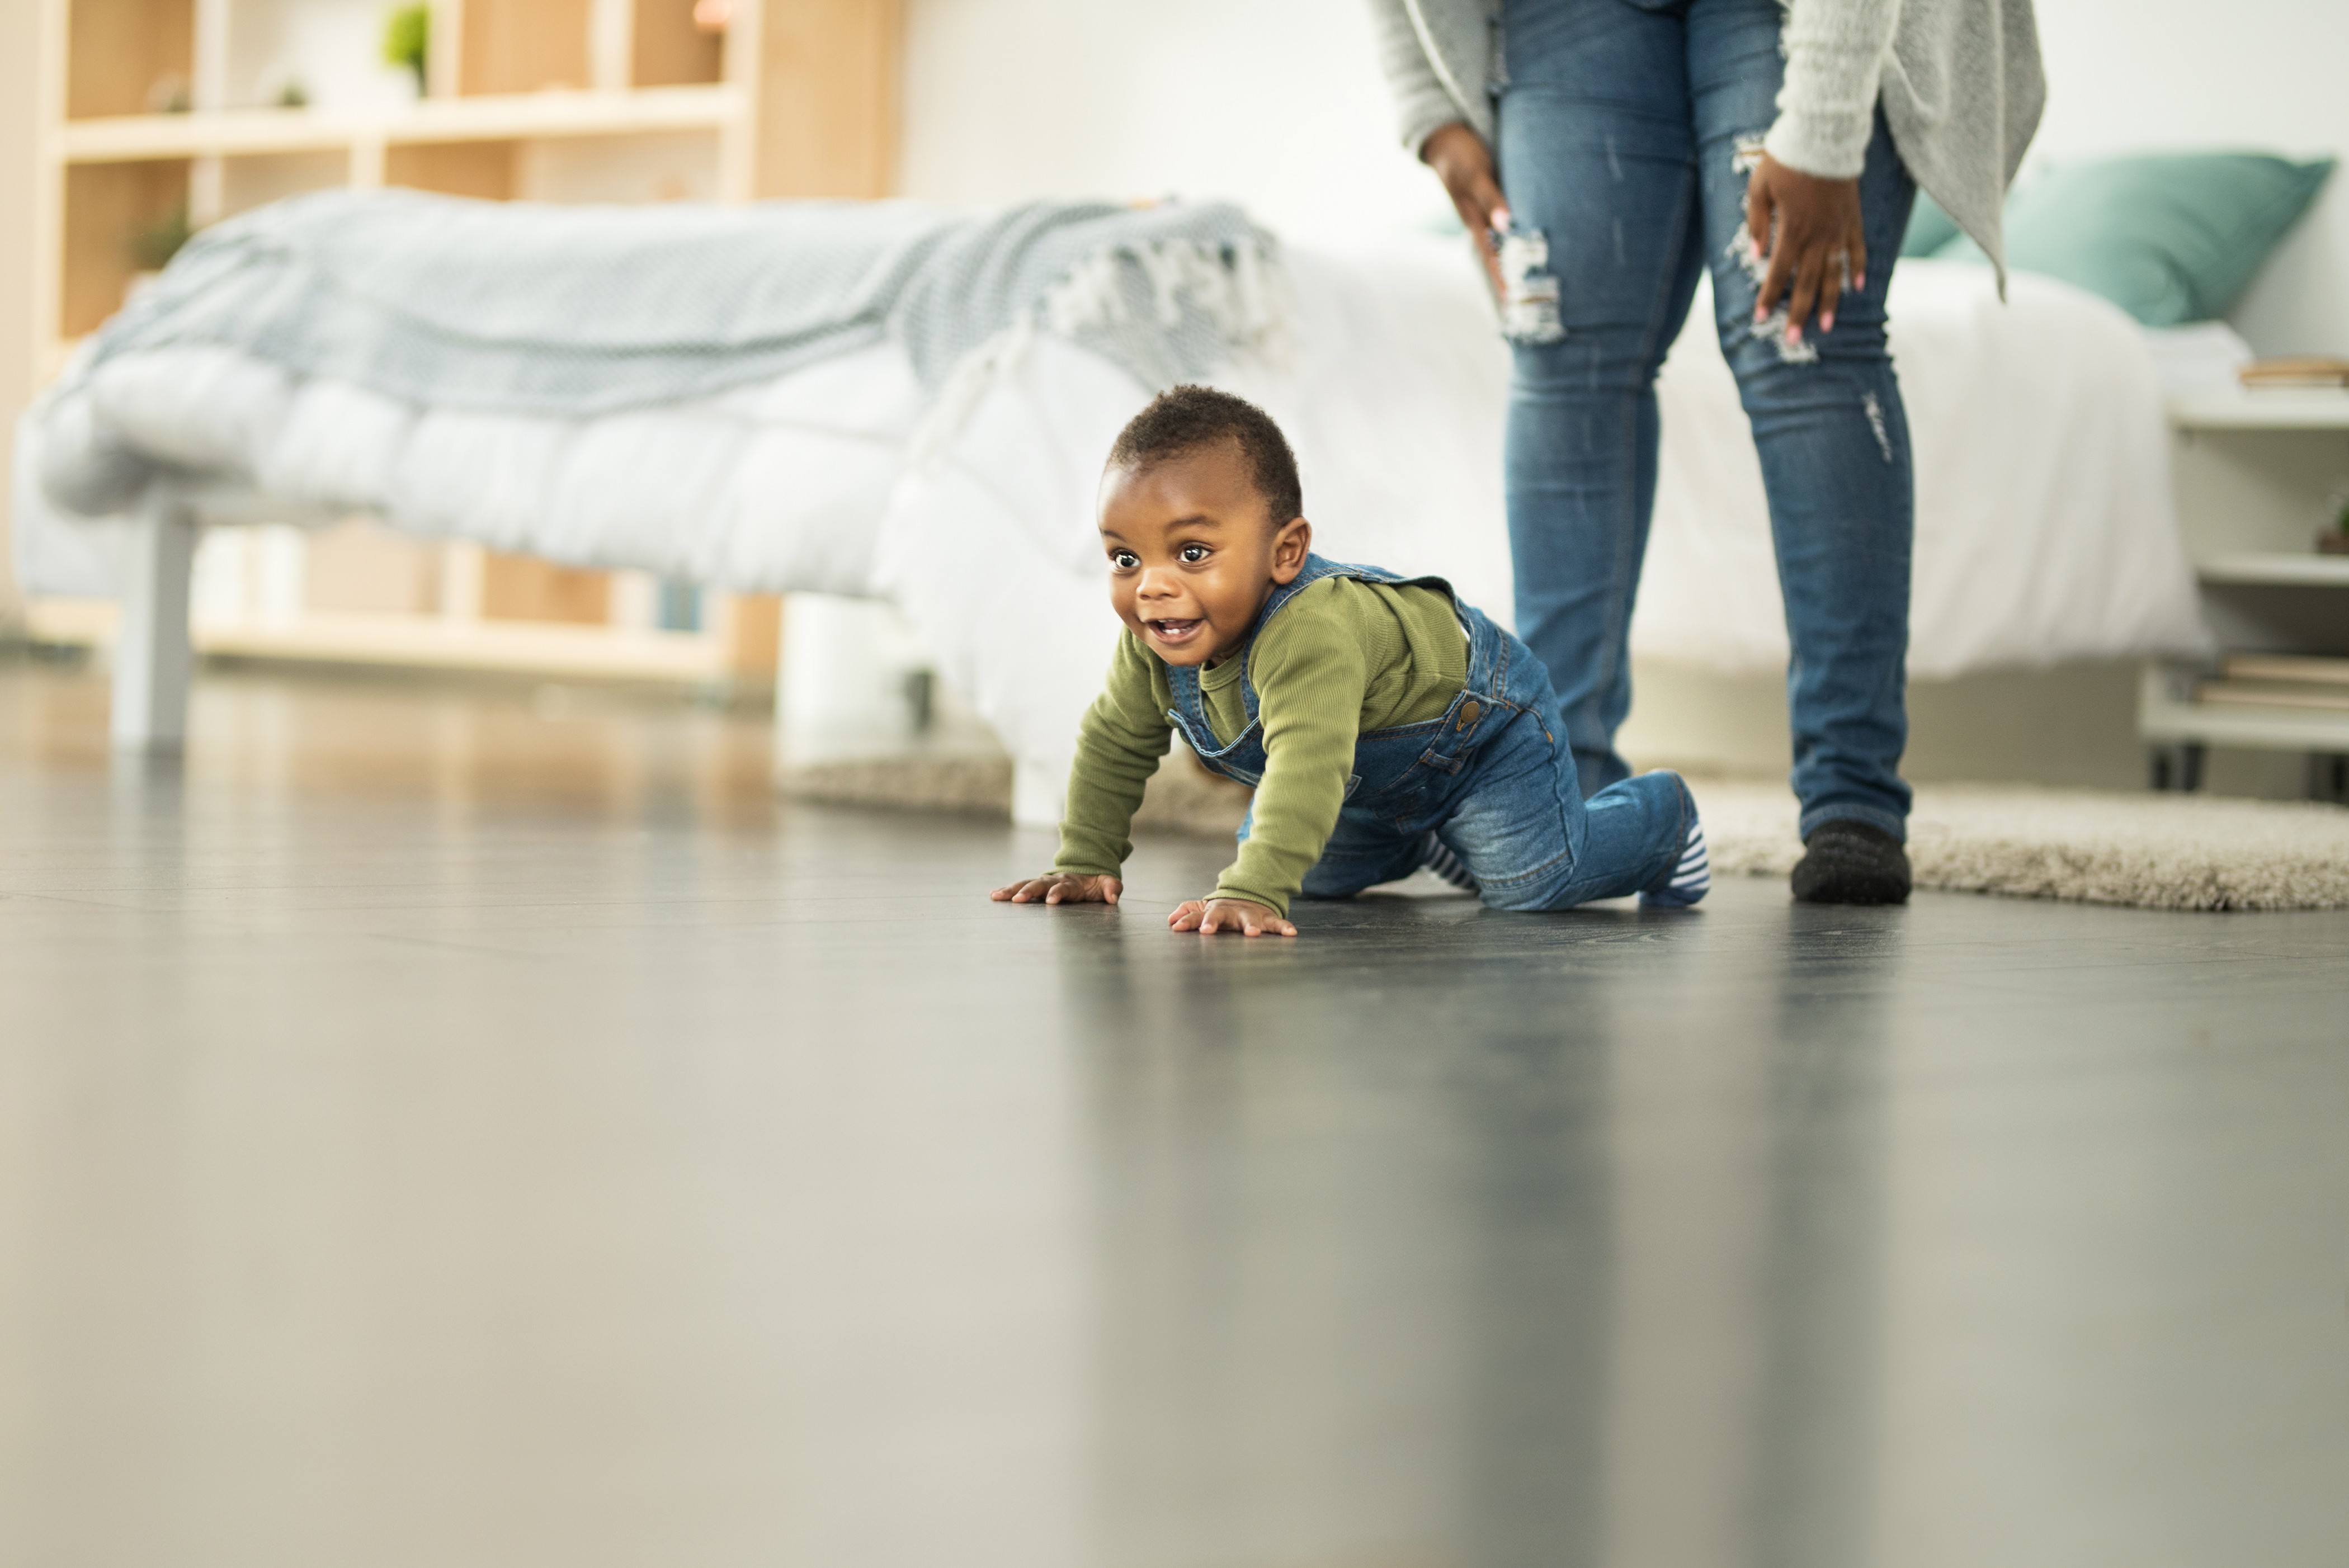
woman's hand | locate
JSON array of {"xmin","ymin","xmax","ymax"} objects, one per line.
[
  {"xmin": 991, "ymin": 872, "xmax": 1121, "ymax": 905},
  {"xmin": 1744, "ymin": 152, "xmax": 1866, "ymax": 343},
  {"xmin": 1421, "ymin": 122, "xmax": 1510, "ymax": 297},
  {"xmin": 1168, "ymin": 897, "xmax": 1298, "ymax": 938}
]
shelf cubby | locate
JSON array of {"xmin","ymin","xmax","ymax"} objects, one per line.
[
  {"xmin": 481, "ymin": 554, "xmax": 616, "ymax": 625},
  {"xmin": 60, "ymin": 157, "xmax": 190, "ymax": 337},
  {"xmin": 302, "ymin": 521, "xmax": 445, "ymax": 617},
  {"xmin": 633, "ymin": 0, "xmax": 723, "ymax": 88},
  {"xmin": 516, "ymin": 129, "xmax": 718, "ymax": 202},
  {"xmin": 219, "ymin": 148, "xmax": 348, "ymax": 218},
  {"xmin": 459, "ymin": 0, "xmax": 594, "ymax": 96},
  {"xmin": 383, "ymin": 136, "xmax": 517, "ymax": 199},
  {"xmin": 68, "ymin": 0, "xmax": 195, "ymax": 119}
]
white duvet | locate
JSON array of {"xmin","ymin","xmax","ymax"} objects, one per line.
[{"xmin": 17, "ymin": 242, "xmax": 2205, "ymax": 816}]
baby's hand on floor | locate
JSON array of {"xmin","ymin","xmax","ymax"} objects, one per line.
[
  {"xmin": 1168, "ymin": 897, "xmax": 1297, "ymax": 938},
  {"xmin": 992, "ymin": 872, "xmax": 1121, "ymax": 906}
]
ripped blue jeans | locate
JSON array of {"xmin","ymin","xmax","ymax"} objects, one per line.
[{"xmin": 1496, "ymin": 0, "xmax": 1919, "ymax": 840}]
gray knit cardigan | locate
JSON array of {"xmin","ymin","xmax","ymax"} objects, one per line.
[{"xmin": 1368, "ymin": 0, "xmax": 2044, "ymax": 279}]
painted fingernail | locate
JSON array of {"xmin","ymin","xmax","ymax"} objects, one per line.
[
  {"xmin": 1856, "ymin": 272, "xmax": 1867, "ymax": 291},
  {"xmin": 1786, "ymin": 323, "xmax": 1803, "ymax": 344},
  {"xmin": 1820, "ymin": 310, "xmax": 1835, "ymax": 332},
  {"xmin": 1753, "ymin": 303, "xmax": 1767, "ymax": 323}
]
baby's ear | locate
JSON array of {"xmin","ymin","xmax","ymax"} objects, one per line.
[{"xmin": 1269, "ymin": 516, "xmax": 1312, "ymax": 583}]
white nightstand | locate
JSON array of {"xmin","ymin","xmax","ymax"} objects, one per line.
[{"xmin": 2140, "ymin": 391, "xmax": 2349, "ymax": 800}]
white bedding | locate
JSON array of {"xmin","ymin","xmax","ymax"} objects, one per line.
[{"xmin": 16, "ymin": 242, "xmax": 2207, "ymax": 819}]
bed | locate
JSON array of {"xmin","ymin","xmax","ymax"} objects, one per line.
[{"xmin": 14, "ymin": 212, "xmax": 2209, "ymax": 822}]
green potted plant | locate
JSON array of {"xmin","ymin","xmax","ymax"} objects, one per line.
[{"xmin": 384, "ymin": 3, "xmax": 430, "ymax": 97}]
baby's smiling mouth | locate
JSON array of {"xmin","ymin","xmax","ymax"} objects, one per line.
[{"xmin": 1145, "ymin": 618, "xmax": 1205, "ymax": 644}]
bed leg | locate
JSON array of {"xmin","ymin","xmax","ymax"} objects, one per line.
[
  {"xmin": 2149, "ymin": 742, "xmax": 2206, "ymax": 793},
  {"xmin": 111, "ymin": 493, "xmax": 197, "ymax": 750},
  {"xmin": 2311, "ymin": 753, "xmax": 2349, "ymax": 805},
  {"xmin": 2177, "ymin": 743, "xmax": 2206, "ymax": 792}
]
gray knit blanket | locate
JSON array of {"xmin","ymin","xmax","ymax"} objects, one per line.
[{"xmin": 66, "ymin": 188, "xmax": 1280, "ymax": 418}]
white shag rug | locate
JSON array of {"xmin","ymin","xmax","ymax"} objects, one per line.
[
  {"xmin": 1696, "ymin": 778, "xmax": 2349, "ymax": 911},
  {"xmin": 781, "ymin": 755, "xmax": 2349, "ymax": 912}
]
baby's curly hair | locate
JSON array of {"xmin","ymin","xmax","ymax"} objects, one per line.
[{"xmin": 1106, "ymin": 385, "xmax": 1303, "ymax": 525}]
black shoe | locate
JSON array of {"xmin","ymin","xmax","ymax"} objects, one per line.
[{"xmin": 1790, "ymin": 819, "xmax": 1911, "ymax": 905}]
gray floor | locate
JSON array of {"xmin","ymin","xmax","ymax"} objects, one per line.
[{"xmin": 3, "ymin": 655, "xmax": 2346, "ymax": 1568}]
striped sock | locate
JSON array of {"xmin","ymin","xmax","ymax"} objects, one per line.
[
  {"xmin": 1419, "ymin": 830, "xmax": 1479, "ymax": 893},
  {"xmin": 1642, "ymin": 818, "xmax": 1710, "ymax": 908}
]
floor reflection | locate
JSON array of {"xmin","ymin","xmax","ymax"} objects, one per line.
[{"xmin": 1054, "ymin": 898, "xmax": 1907, "ymax": 1568}]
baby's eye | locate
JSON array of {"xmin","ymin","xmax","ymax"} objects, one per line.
[
  {"xmin": 1179, "ymin": 544, "xmax": 1211, "ymax": 564},
  {"xmin": 1109, "ymin": 550, "xmax": 1139, "ymax": 570}
]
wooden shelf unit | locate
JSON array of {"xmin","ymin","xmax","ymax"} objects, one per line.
[
  {"xmin": 22, "ymin": 0, "xmax": 902, "ymax": 687},
  {"xmin": 2140, "ymin": 394, "xmax": 2349, "ymax": 794}
]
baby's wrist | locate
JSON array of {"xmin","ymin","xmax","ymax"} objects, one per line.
[{"xmin": 1207, "ymin": 890, "xmax": 1287, "ymax": 917}]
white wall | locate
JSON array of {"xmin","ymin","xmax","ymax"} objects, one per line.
[
  {"xmin": 898, "ymin": 0, "xmax": 1449, "ymax": 243},
  {"xmin": 901, "ymin": 0, "xmax": 2349, "ymax": 351},
  {"xmin": 2031, "ymin": 0, "xmax": 2349, "ymax": 356}
]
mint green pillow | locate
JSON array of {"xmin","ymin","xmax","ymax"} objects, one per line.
[
  {"xmin": 1933, "ymin": 153, "xmax": 2334, "ymax": 325},
  {"xmin": 1901, "ymin": 192, "xmax": 1963, "ymax": 258}
]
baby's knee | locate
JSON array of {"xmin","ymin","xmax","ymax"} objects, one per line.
[{"xmin": 1471, "ymin": 856, "xmax": 1581, "ymax": 913}]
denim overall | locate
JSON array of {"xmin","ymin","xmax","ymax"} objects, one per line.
[{"xmin": 1163, "ymin": 554, "xmax": 1692, "ymax": 911}]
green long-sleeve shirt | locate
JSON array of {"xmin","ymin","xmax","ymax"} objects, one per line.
[{"xmin": 1055, "ymin": 575, "xmax": 1470, "ymax": 914}]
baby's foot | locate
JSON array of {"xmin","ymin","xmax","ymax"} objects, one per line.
[
  {"xmin": 1640, "ymin": 813, "xmax": 1710, "ymax": 909},
  {"xmin": 1418, "ymin": 830, "xmax": 1479, "ymax": 893}
]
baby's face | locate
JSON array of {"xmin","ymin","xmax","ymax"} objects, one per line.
[{"xmin": 1097, "ymin": 442, "xmax": 1310, "ymax": 669}]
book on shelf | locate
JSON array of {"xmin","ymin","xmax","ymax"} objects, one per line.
[
  {"xmin": 2238, "ymin": 356, "xmax": 2349, "ymax": 390},
  {"xmin": 2220, "ymin": 653, "xmax": 2349, "ymax": 687},
  {"xmin": 2196, "ymin": 679, "xmax": 2349, "ymax": 715}
]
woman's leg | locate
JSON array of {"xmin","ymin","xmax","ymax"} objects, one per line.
[
  {"xmin": 1686, "ymin": 0, "xmax": 1919, "ymax": 841},
  {"xmin": 1495, "ymin": 0, "xmax": 1710, "ymax": 796}
]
